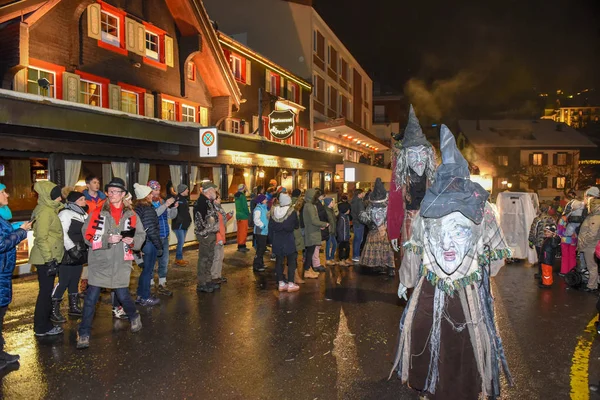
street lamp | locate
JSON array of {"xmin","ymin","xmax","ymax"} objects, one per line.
[{"xmin": 507, "ymin": 183, "xmax": 513, "ymax": 189}]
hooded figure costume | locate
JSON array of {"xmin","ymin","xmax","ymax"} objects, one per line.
[
  {"xmin": 387, "ymin": 105, "xmax": 436, "ymax": 255},
  {"xmin": 391, "ymin": 125, "xmax": 513, "ymax": 400},
  {"xmin": 358, "ymin": 178, "xmax": 395, "ymax": 276}
]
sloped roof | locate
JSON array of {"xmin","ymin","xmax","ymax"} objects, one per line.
[{"xmin": 458, "ymin": 119, "xmax": 597, "ymax": 148}]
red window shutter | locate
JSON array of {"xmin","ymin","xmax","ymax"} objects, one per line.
[
  {"xmin": 241, "ymin": 58, "xmax": 247, "ymax": 83},
  {"xmin": 276, "ymin": 75, "xmax": 281, "ymax": 96},
  {"xmin": 223, "ymin": 49, "xmax": 230, "ymax": 62}
]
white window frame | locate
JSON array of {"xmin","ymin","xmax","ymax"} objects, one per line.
[
  {"xmin": 145, "ymin": 31, "xmax": 160, "ymax": 61},
  {"xmin": 199, "ymin": 107, "xmax": 209, "ymax": 126},
  {"xmin": 231, "ymin": 55, "xmax": 242, "ymax": 81},
  {"xmin": 181, "ymin": 104, "xmax": 196, "ymax": 123},
  {"xmin": 27, "ymin": 67, "xmax": 56, "ymax": 98},
  {"xmin": 161, "ymin": 99, "xmax": 176, "ymax": 121},
  {"xmin": 268, "ymin": 72, "xmax": 279, "ymax": 96},
  {"xmin": 230, "ymin": 119, "xmax": 241, "ymax": 134},
  {"xmin": 120, "ymin": 90, "xmax": 138, "ymax": 114},
  {"xmin": 80, "ymin": 79, "xmax": 102, "ymax": 107},
  {"xmin": 556, "ymin": 176, "xmax": 566, "ymax": 189},
  {"xmin": 100, "ymin": 10, "xmax": 120, "ymax": 47},
  {"xmin": 186, "ymin": 62, "xmax": 195, "ymax": 81},
  {"xmin": 532, "ymin": 153, "xmax": 543, "ymax": 166}
]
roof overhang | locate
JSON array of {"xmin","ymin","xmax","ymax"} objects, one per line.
[{"xmin": 314, "ymin": 118, "xmax": 390, "ymax": 151}]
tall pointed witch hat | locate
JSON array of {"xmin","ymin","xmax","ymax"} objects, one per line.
[
  {"xmin": 420, "ymin": 125, "xmax": 489, "ymax": 224},
  {"xmin": 369, "ymin": 177, "xmax": 387, "ymax": 206},
  {"xmin": 401, "ymin": 105, "xmax": 430, "ymax": 148}
]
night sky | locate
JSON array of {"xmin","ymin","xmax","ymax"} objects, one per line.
[{"xmin": 314, "ymin": 0, "xmax": 600, "ymax": 119}]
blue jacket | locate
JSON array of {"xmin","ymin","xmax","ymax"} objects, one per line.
[
  {"xmin": 253, "ymin": 203, "xmax": 269, "ymax": 235},
  {"xmin": 0, "ymin": 217, "xmax": 27, "ymax": 307}
]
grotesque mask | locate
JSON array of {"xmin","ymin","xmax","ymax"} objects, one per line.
[
  {"xmin": 406, "ymin": 145, "xmax": 429, "ymax": 177},
  {"xmin": 424, "ymin": 212, "xmax": 476, "ymax": 276}
]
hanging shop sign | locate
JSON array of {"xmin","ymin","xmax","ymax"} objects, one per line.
[
  {"xmin": 268, "ymin": 109, "xmax": 296, "ymax": 140},
  {"xmin": 199, "ymin": 127, "xmax": 218, "ymax": 157}
]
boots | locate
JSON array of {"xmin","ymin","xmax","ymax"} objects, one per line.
[
  {"xmin": 304, "ymin": 268, "xmax": 319, "ymax": 279},
  {"xmin": 68, "ymin": 293, "xmax": 82, "ymax": 316},
  {"xmin": 50, "ymin": 298, "xmax": 66, "ymax": 323},
  {"xmin": 295, "ymin": 266, "xmax": 305, "ymax": 284}
]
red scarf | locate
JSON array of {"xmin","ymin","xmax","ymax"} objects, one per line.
[{"xmin": 85, "ymin": 203, "xmax": 137, "ymax": 260}]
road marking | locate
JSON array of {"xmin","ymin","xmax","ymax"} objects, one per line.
[{"xmin": 571, "ymin": 316, "xmax": 598, "ymax": 399}]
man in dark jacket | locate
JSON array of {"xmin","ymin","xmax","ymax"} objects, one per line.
[
  {"xmin": 0, "ymin": 184, "xmax": 32, "ymax": 368},
  {"xmin": 194, "ymin": 181, "xmax": 220, "ymax": 293},
  {"xmin": 350, "ymin": 189, "xmax": 366, "ymax": 262},
  {"xmin": 171, "ymin": 184, "xmax": 192, "ymax": 266}
]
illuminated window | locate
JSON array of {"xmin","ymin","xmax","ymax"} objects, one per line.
[
  {"xmin": 182, "ymin": 104, "xmax": 196, "ymax": 122},
  {"xmin": 231, "ymin": 55, "xmax": 242, "ymax": 81},
  {"xmin": 532, "ymin": 153, "xmax": 543, "ymax": 166},
  {"xmin": 556, "ymin": 176, "xmax": 566, "ymax": 189},
  {"xmin": 100, "ymin": 11, "xmax": 120, "ymax": 46},
  {"xmin": 287, "ymin": 81, "xmax": 298, "ymax": 103},
  {"xmin": 145, "ymin": 31, "xmax": 160, "ymax": 61},
  {"xmin": 121, "ymin": 90, "xmax": 138, "ymax": 114},
  {"xmin": 187, "ymin": 62, "xmax": 196, "ymax": 81},
  {"xmin": 80, "ymin": 80, "xmax": 102, "ymax": 107},
  {"xmin": 556, "ymin": 152, "xmax": 567, "ymax": 165},
  {"xmin": 199, "ymin": 107, "xmax": 209, "ymax": 126},
  {"xmin": 498, "ymin": 155, "xmax": 508, "ymax": 166},
  {"xmin": 230, "ymin": 119, "xmax": 240, "ymax": 134},
  {"xmin": 27, "ymin": 67, "xmax": 55, "ymax": 98},
  {"xmin": 161, "ymin": 99, "xmax": 176, "ymax": 121},
  {"xmin": 267, "ymin": 71, "xmax": 280, "ymax": 96}
]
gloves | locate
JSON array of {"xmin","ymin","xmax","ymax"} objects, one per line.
[
  {"xmin": 45, "ymin": 259, "xmax": 59, "ymax": 276},
  {"xmin": 397, "ymin": 282, "xmax": 408, "ymax": 301},
  {"xmin": 391, "ymin": 238, "xmax": 399, "ymax": 252}
]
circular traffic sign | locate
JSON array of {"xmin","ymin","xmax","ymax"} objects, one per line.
[{"xmin": 202, "ymin": 131, "xmax": 215, "ymax": 146}]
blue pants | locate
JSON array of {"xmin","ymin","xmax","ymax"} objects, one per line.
[
  {"xmin": 326, "ymin": 235, "xmax": 337, "ymax": 261},
  {"xmin": 173, "ymin": 228, "xmax": 187, "ymax": 260},
  {"xmin": 157, "ymin": 236, "xmax": 170, "ymax": 279},
  {"xmin": 352, "ymin": 224, "xmax": 365, "ymax": 259},
  {"xmin": 79, "ymin": 285, "xmax": 137, "ymax": 337},
  {"xmin": 137, "ymin": 241, "xmax": 157, "ymax": 300}
]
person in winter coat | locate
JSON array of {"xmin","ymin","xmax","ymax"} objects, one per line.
[
  {"xmin": 194, "ymin": 181, "xmax": 220, "ymax": 293},
  {"xmin": 77, "ymin": 178, "xmax": 146, "ymax": 349},
  {"xmin": 133, "ymin": 183, "xmax": 163, "ymax": 307},
  {"xmin": 30, "ymin": 181, "xmax": 65, "ymax": 337},
  {"xmin": 83, "ymin": 175, "xmax": 106, "ymax": 215},
  {"xmin": 0, "ymin": 184, "xmax": 33, "ymax": 368},
  {"xmin": 302, "ymin": 188, "xmax": 329, "ymax": 275},
  {"xmin": 212, "ymin": 193, "xmax": 233, "ymax": 284},
  {"xmin": 578, "ymin": 198, "xmax": 600, "ymax": 293},
  {"xmin": 528, "ymin": 203, "xmax": 555, "ymax": 279},
  {"xmin": 253, "ymin": 194, "xmax": 269, "ymax": 272},
  {"xmin": 557, "ymin": 199, "xmax": 585, "ymax": 275},
  {"xmin": 539, "ymin": 224, "xmax": 560, "ymax": 288},
  {"xmin": 337, "ymin": 200, "xmax": 352, "ymax": 266},
  {"xmin": 147, "ymin": 180, "xmax": 177, "ymax": 297},
  {"xmin": 250, "ymin": 185, "xmax": 264, "ymax": 248},
  {"xmin": 270, "ymin": 193, "xmax": 300, "ymax": 292},
  {"xmin": 324, "ymin": 198, "xmax": 338, "ymax": 265},
  {"xmin": 291, "ymin": 190, "xmax": 313, "ymax": 281},
  {"xmin": 350, "ymin": 189, "xmax": 366, "ymax": 262},
  {"xmin": 171, "ymin": 184, "xmax": 192, "ymax": 266},
  {"xmin": 234, "ymin": 184, "xmax": 250, "ymax": 252},
  {"xmin": 54, "ymin": 191, "xmax": 88, "ymax": 320}
]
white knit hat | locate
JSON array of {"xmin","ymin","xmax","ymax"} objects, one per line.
[
  {"xmin": 134, "ymin": 183, "xmax": 152, "ymax": 200},
  {"xmin": 279, "ymin": 193, "xmax": 291, "ymax": 207},
  {"xmin": 585, "ymin": 186, "xmax": 599, "ymax": 198}
]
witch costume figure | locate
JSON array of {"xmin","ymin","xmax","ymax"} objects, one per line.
[
  {"xmin": 387, "ymin": 105, "xmax": 436, "ymax": 256},
  {"xmin": 391, "ymin": 125, "xmax": 513, "ymax": 400},
  {"xmin": 358, "ymin": 178, "xmax": 395, "ymax": 276}
]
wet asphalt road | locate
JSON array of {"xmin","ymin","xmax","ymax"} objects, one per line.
[{"xmin": 1, "ymin": 246, "xmax": 599, "ymax": 400}]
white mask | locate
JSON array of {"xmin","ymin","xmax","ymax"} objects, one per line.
[
  {"xmin": 406, "ymin": 145, "xmax": 429, "ymax": 177},
  {"xmin": 424, "ymin": 212, "xmax": 475, "ymax": 276}
]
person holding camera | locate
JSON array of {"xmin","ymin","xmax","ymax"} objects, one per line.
[
  {"xmin": 52, "ymin": 191, "xmax": 89, "ymax": 320},
  {"xmin": 29, "ymin": 181, "xmax": 64, "ymax": 337}
]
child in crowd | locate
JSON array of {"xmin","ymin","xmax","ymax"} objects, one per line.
[{"xmin": 539, "ymin": 224, "xmax": 560, "ymax": 289}]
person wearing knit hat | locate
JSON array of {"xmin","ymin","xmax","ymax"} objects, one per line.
[
  {"xmin": 0, "ymin": 183, "xmax": 32, "ymax": 367},
  {"xmin": 146, "ymin": 180, "xmax": 178, "ymax": 296},
  {"xmin": 392, "ymin": 125, "xmax": 513, "ymax": 398},
  {"xmin": 30, "ymin": 181, "xmax": 65, "ymax": 337},
  {"xmin": 176, "ymin": 184, "xmax": 188, "ymax": 195},
  {"xmin": 55, "ymin": 191, "xmax": 89, "ymax": 318},
  {"xmin": 270, "ymin": 192, "xmax": 300, "ymax": 292},
  {"xmin": 234, "ymin": 182, "xmax": 251, "ymax": 252}
]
